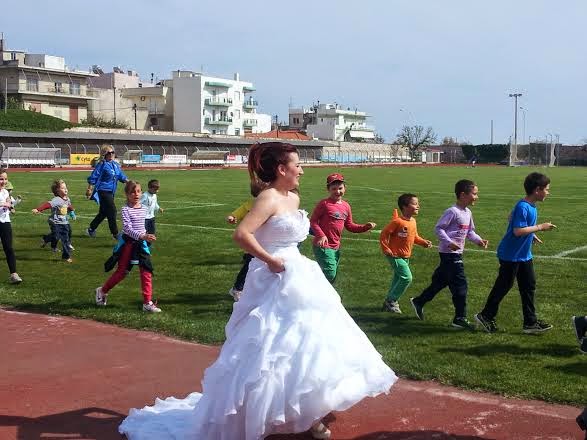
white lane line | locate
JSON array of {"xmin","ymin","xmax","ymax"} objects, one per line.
[
  {"xmin": 352, "ymin": 187, "xmax": 585, "ymax": 200},
  {"xmin": 163, "ymin": 204, "xmax": 225, "ymax": 210},
  {"xmin": 554, "ymin": 245, "xmax": 587, "ymax": 257}
]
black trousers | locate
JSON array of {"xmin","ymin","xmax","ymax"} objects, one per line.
[
  {"xmin": 0, "ymin": 222, "xmax": 17, "ymax": 274},
  {"xmin": 89, "ymin": 191, "xmax": 118, "ymax": 235},
  {"xmin": 480, "ymin": 259, "xmax": 537, "ymax": 325},
  {"xmin": 233, "ymin": 253, "xmax": 253, "ymax": 291},
  {"xmin": 145, "ymin": 218, "xmax": 156, "ymax": 235},
  {"xmin": 415, "ymin": 253, "xmax": 468, "ymax": 318}
]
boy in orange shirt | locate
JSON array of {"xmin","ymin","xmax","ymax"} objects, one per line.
[{"xmin": 380, "ymin": 193, "xmax": 432, "ymax": 313}]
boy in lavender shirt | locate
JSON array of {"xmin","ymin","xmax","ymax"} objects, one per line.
[{"xmin": 410, "ymin": 180, "xmax": 488, "ymax": 329}]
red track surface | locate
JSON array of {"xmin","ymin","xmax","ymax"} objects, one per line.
[{"xmin": 1, "ymin": 309, "xmax": 582, "ymax": 440}]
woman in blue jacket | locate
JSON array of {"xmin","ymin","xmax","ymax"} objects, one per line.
[{"xmin": 86, "ymin": 145, "xmax": 128, "ymax": 239}]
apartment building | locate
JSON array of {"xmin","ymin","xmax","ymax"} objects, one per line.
[
  {"xmin": 88, "ymin": 69, "xmax": 172, "ymax": 130},
  {"xmin": 289, "ymin": 103, "xmax": 375, "ymax": 141},
  {"xmin": 172, "ymin": 70, "xmax": 271, "ymax": 135},
  {"xmin": 0, "ymin": 36, "xmax": 96, "ymax": 123}
]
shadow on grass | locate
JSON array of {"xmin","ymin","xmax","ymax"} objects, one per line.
[
  {"xmin": 345, "ymin": 306, "xmax": 460, "ymax": 337},
  {"xmin": 0, "ymin": 407, "xmax": 124, "ymax": 440},
  {"xmin": 438, "ymin": 343, "xmax": 579, "ymax": 358},
  {"xmin": 545, "ymin": 360, "xmax": 586, "ymax": 376}
]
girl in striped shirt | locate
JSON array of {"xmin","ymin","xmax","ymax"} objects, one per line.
[{"xmin": 95, "ymin": 181, "xmax": 161, "ymax": 312}]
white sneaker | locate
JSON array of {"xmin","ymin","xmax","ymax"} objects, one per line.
[
  {"xmin": 9, "ymin": 273, "xmax": 22, "ymax": 284},
  {"xmin": 68, "ymin": 244, "xmax": 75, "ymax": 251},
  {"xmin": 228, "ymin": 287, "xmax": 242, "ymax": 301},
  {"xmin": 143, "ymin": 301, "xmax": 162, "ymax": 313},
  {"xmin": 95, "ymin": 287, "xmax": 107, "ymax": 306}
]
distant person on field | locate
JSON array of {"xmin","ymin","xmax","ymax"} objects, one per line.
[
  {"xmin": 475, "ymin": 172, "xmax": 556, "ymax": 334},
  {"xmin": 410, "ymin": 180, "xmax": 488, "ymax": 330},
  {"xmin": 32, "ymin": 179, "xmax": 76, "ymax": 263},
  {"xmin": 0, "ymin": 168, "xmax": 22, "ymax": 284},
  {"xmin": 380, "ymin": 193, "xmax": 432, "ymax": 314},
  {"xmin": 310, "ymin": 173, "xmax": 376, "ymax": 284},
  {"xmin": 140, "ymin": 179, "xmax": 164, "ymax": 245},
  {"xmin": 225, "ymin": 179, "xmax": 266, "ymax": 301},
  {"xmin": 95, "ymin": 181, "xmax": 160, "ymax": 313},
  {"xmin": 86, "ymin": 144, "xmax": 128, "ymax": 239}
]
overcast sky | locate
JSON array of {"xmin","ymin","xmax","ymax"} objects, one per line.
[{"xmin": 3, "ymin": 0, "xmax": 585, "ymax": 144}]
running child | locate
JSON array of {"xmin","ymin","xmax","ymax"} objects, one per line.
[
  {"xmin": 475, "ymin": 172, "xmax": 556, "ymax": 334},
  {"xmin": 310, "ymin": 173, "xmax": 376, "ymax": 283},
  {"xmin": 380, "ymin": 193, "xmax": 432, "ymax": 313},
  {"xmin": 225, "ymin": 179, "xmax": 265, "ymax": 301},
  {"xmin": 95, "ymin": 180, "xmax": 161, "ymax": 312},
  {"xmin": 140, "ymin": 179, "xmax": 164, "ymax": 241},
  {"xmin": 410, "ymin": 180, "xmax": 488, "ymax": 329},
  {"xmin": 0, "ymin": 169, "xmax": 22, "ymax": 283},
  {"xmin": 32, "ymin": 179, "xmax": 76, "ymax": 263}
]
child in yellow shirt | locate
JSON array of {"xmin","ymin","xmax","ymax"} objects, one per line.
[
  {"xmin": 225, "ymin": 180, "xmax": 265, "ymax": 301},
  {"xmin": 380, "ymin": 193, "xmax": 432, "ymax": 313}
]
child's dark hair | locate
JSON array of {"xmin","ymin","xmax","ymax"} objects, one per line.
[
  {"xmin": 455, "ymin": 179, "xmax": 476, "ymax": 198},
  {"xmin": 250, "ymin": 179, "xmax": 266, "ymax": 197},
  {"xmin": 0, "ymin": 168, "xmax": 7, "ymax": 175},
  {"xmin": 398, "ymin": 193, "xmax": 417, "ymax": 209},
  {"xmin": 51, "ymin": 179, "xmax": 65, "ymax": 196},
  {"xmin": 524, "ymin": 172, "xmax": 550, "ymax": 195},
  {"xmin": 124, "ymin": 180, "xmax": 141, "ymax": 195},
  {"xmin": 148, "ymin": 179, "xmax": 160, "ymax": 189}
]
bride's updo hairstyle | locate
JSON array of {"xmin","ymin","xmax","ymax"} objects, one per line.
[{"xmin": 248, "ymin": 142, "xmax": 298, "ymax": 183}]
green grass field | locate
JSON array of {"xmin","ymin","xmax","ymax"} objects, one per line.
[{"xmin": 0, "ymin": 165, "xmax": 585, "ymax": 405}]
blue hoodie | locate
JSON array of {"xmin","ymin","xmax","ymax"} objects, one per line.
[{"xmin": 87, "ymin": 159, "xmax": 128, "ymax": 203}]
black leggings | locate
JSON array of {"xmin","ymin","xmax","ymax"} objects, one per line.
[
  {"xmin": 0, "ymin": 222, "xmax": 17, "ymax": 274},
  {"xmin": 89, "ymin": 191, "xmax": 118, "ymax": 235}
]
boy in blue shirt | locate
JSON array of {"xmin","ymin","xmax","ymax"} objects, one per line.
[{"xmin": 475, "ymin": 172, "xmax": 556, "ymax": 334}]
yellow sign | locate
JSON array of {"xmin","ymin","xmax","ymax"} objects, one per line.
[{"xmin": 70, "ymin": 154, "xmax": 99, "ymax": 165}]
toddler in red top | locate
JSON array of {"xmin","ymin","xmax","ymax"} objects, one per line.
[{"xmin": 310, "ymin": 173, "xmax": 376, "ymax": 284}]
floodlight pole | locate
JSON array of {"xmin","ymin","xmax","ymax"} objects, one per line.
[{"xmin": 508, "ymin": 93, "xmax": 522, "ymax": 164}]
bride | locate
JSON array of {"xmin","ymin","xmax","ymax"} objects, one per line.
[{"xmin": 119, "ymin": 142, "xmax": 397, "ymax": 440}]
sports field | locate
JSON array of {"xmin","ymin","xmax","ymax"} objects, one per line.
[{"xmin": 0, "ymin": 164, "xmax": 584, "ymax": 405}]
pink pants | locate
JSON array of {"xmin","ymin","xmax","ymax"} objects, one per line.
[{"xmin": 102, "ymin": 242, "xmax": 152, "ymax": 304}]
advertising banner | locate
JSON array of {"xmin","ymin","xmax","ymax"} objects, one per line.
[{"xmin": 70, "ymin": 154, "xmax": 99, "ymax": 165}]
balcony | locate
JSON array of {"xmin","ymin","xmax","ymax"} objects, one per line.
[
  {"xmin": 243, "ymin": 85, "xmax": 255, "ymax": 92},
  {"xmin": 205, "ymin": 116, "xmax": 233, "ymax": 126},
  {"xmin": 243, "ymin": 99, "xmax": 258, "ymax": 109},
  {"xmin": 205, "ymin": 97, "xmax": 233, "ymax": 107},
  {"xmin": 243, "ymin": 119, "xmax": 257, "ymax": 127},
  {"xmin": 205, "ymin": 81, "xmax": 231, "ymax": 88}
]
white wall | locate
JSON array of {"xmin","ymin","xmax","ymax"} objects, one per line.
[
  {"xmin": 173, "ymin": 76, "xmax": 203, "ymax": 132},
  {"xmin": 25, "ymin": 54, "xmax": 65, "ymax": 70}
]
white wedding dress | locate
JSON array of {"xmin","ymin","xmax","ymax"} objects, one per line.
[{"xmin": 119, "ymin": 210, "xmax": 397, "ymax": 440}]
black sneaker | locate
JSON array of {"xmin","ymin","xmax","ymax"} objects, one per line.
[
  {"xmin": 580, "ymin": 338, "xmax": 587, "ymax": 354},
  {"xmin": 475, "ymin": 313, "xmax": 498, "ymax": 333},
  {"xmin": 410, "ymin": 297, "xmax": 424, "ymax": 320},
  {"xmin": 523, "ymin": 320, "xmax": 553, "ymax": 334},
  {"xmin": 572, "ymin": 316, "xmax": 587, "ymax": 341},
  {"xmin": 452, "ymin": 317, "xmax": 475, "ymax": 331}
]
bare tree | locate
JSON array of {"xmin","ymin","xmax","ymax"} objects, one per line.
[{"xmin": 396, "ymin": 125, "xmax": 437, "ymax": 159}]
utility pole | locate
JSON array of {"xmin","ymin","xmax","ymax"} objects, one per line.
[
  {"xmin": 133, "ymin": 103, "xmax": 137, "ymax": 130},
  {"xmin": 508, "ymin": 93, "xmax": 522, "ymax": 164},
  {"xmin": 4, "ymin": 77, "xmax": 7, "ymax": 113}
]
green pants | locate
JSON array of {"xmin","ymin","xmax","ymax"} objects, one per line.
[
  {"xmin": 385, "ymin": 256, "xmax": 413, "ymax": 301},
  {"xmin": 313, "ymin": 245, "xmax": 340, "ymax": 283}
]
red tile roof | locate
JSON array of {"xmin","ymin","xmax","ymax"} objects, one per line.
[{"xmin": 245, "ymin": 129, "xmax": 311, "ymax": 141}]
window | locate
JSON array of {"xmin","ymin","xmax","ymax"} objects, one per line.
[
  {"xmin": 26, "ymin": 78, "xmax": 39, "ymax": 92},
  {"xmin": 212, "ymin": 129, "xmax": 217, "ymax": 134},
  {"xmin": 235, "ymin": 128, "xmax": 240, "ymax": 136},
  {"xmin": 70, "ymin": 81, "xmax": 80, "ymax": 95},
  {"xmin": 203, "ymin": 108, "xmax": 205, "ymax": 115},
  {"xmin": 10, "ymin": 52, "xmax": 16, "ymax": 61},
  {"xmin": 54, "ymin": 82, "xmax": 63, "ymax": 93}
]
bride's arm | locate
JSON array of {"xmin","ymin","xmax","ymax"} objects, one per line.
[{"xmin": 233, "ymin": 190, "xmax": 285, "ymax": 273}]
